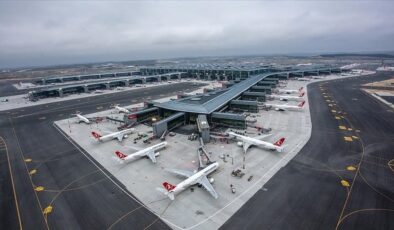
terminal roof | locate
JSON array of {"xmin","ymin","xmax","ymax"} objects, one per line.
[{"xmin": 155, "ymin": 73, "xmax": 274, "ymax": 114}]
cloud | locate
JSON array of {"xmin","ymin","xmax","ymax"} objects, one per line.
[{"xmin": 0, "ymin": 1, "xmax": 393, "ymax": 68}]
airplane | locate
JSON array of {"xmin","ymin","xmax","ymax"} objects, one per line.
[
  {"xmin": 277, "ymin": 87, "xmax": 303, "ymax": 94},
  {"xmin": 114, "ymin": 142, "xmax": 167, "ymax": 164},
  {"xmin": 91, "ymin": 128, "xmax": 134, "ymax": 142},
  {"xmin": 157, "ymin": 162, "xmax": 219, "ymax": 200},
  {"xmin": 75, "ymin": 113, "xmax": 91, "ymax": 124},
  {"xmin": 265, "ymin": 101, "xmax": 305, "ymax": 111},
  {"xmin": 113, "ymin": 105, "xmax": 130, "ymax": 113},
  {"xmin": 296, "ymin": 77, "xmax": 311, "ymax": 81},
  {"xmin": 269, "ymin": 92, "xmax": 305, "ymax": 102},
  {"xmin": 228, "ymin": 131, "xmax": 285, "ymax": 153},
  {"xmin": 94, "ymin": 90, "xmax": 105, "ymax": 94}
]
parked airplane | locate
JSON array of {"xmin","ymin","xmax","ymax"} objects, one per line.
[
  {"xmin": 113, "ymin": 105, "xmax": 130, "ymax": 113},
  {"xmin": 91, "ymin": 128, "xmax": 134, "ymax": 142},
  {"xmin": 75, "ymin": 113, "xmax": 91, "ymax": 124},
  {"xmin": 269, "ymin": 92, "xmax": 305, "ymax": 102},
  {"xmin": 157, "ymin": 162, "xmax": 219, "ymax": 200},
  {"xmin": 228, "ymin": 132, "xmax": 285, "ymax": 153},
  {"xmin": 114, "ymin": 142, "xmax": 167, "ymax": 164},
  {"xmin": 266, "ymin": 101, "xmax": 306, "ymax": 111},
  {"xmin": 296, "ymin": 77, "xmax": 311, "ymax": 81},
  {"xmin": 278, "ymin": 87, "xmax": 303, "ymax": 94}
]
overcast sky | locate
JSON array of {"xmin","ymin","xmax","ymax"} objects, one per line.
[{"xmin": 0, "ymin": 1, "xmax": 393, "ymax": 68}]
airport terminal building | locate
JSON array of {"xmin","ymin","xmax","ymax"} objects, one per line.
[
  {"xmin": 27, "ymin": 63, "xmax": 347, "ymax": 137},
  {"xmin": 122, "ymin": 64, "xmax": 346, "ymax": 137}
]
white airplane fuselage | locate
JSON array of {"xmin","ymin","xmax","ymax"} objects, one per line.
[
  {"xmin": 278, "ymin": 89, "xmax": 299, "ymax": 94},
  {"xmin": 115, "ymin": 106, "xmax": 130, "ymax": 113},
  {"xmin": 265, "ymin": 101, "xmax": 305, "ymax": 111},
  {"xmin": 297, "ymin": 77, "xmax": 311, "ymax": 81},
  {"xmin": 76, "ymin": 114, "xmax": 90, "ymax": 124},
  {"xmin": 228, "ymin": 132, "xmax": 283, "ymax": 152},
  {"xmin": 93, "ymin": 128, "xmax": 134, "ymax": 142},
  {"xmin": 270, "ymin": 95, "xmax": 304, "ymax": 102},
  {"xmin": 170, "ymin": 162, "xmax": 218, "ymax": 196},
  {"xmin": 123, "ymin": 152, "xmax": 160, "ymax": 162},
  {"xmin": 123, "ymin": 142, "xmax": 167, "ymax": 163}
]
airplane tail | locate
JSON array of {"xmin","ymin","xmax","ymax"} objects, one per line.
[
  {"xmin": 158, "ymin": 182, "xmax": 176, "ymax": 200},
  {"xmin": 91, "ymin": 131, "xmax": 102, "ymax": 139},
  {"xmin": 299, "ymin": 92, "xmax": 305, "ymax": 97},
  {"xmin": 299, "ymin": 87, "xmax": 303, "ymax": 92},
  {"xmin": 115, "ymin": 151, "xmax": 127, "ymax": 160},
  {"xmin": 156, "ymin": 187, "xmax": 175, "ymax": 200},
  {"xmin": 277, "ymin": 145, "xmax": 285, "ymax": 152},
  {"xmin": 163, "ymin": 182, "xmax": 176, "ymax": 191},
  {"xmin": 273, "ymin": 137, "xmax": 285, "ymax": 147},
  {"xmin": 298, "ymin": 101, "xmax": 306, "ymax": 108}
]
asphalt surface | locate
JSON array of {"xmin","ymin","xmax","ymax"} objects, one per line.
[
  {"xmin": 222, "ymin": 72, "xmax": 394, "ymax": 230},
  {"xmin": 0, "ymin": 83, "xmax": 25, "ymax": 97},
  {"xmin": 382, "ymin": 96, "xmax": 394, "ymax": 104},
  {"xmin": 0, "ymin": 82, "xmax": 205, "ymax": 230}
]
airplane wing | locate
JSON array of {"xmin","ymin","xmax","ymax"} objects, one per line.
[
  {"xmin": 243, "ymin": 141, "xmax": 252, "ymax": 153},
  {"xmin": 124, "ymin": 145, "xmax": 143, "ymax": 151},
  {"xmin": 116, "ymin": 134, "xmax": 124, "ymax": 142},
  {"xmin": 102, "ymin": 130, "xmax": 114, "ymax": 134},
  {"xmin": 146, "ymin": 150, "xmax": 157, "ymax": 163},
  {"xmin": 253, "ymin": 133, "xmax": 272, "ymax": 140},
  {"xmin": 166, "ymin": 168, "xmax": 194, "ymax": 178},
  {"xmin": 199, "ymin": 176, "xmax": 219, "ymax": 199}
]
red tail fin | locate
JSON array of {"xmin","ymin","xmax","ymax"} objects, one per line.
[
  {"xmin": 163, "ymin": 182, "xmax": 176, "ymax": 191},
  {"xmin": 274, "ymin": 138, "xmax": 285, "ymax": 147},
  {"xmin": 299, "ymin": 92, "xmax": 305, "ymax": 97},
  {"xmin": 91, "ymin": 131, "xmax": 101, "ymax": 139},
  {"xmin": 298, "ymin": 101, "xmax": 305, "ymax": 108},
  {"xmin": 115, "ymin": 151, "xmax": 127, "ymax": 159}
]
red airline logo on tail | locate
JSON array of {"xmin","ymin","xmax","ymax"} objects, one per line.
[
  {"xmin": 163, "ymin": 182, "xmax": 176, "ymax": 191},
  {"xmin": 91, "ymin": 131, "xmax": 102, "ymax": 139},
  {"xmin": 273, "ymin": 138, "xmax": 285, "ymax": 147},
  {"xmin": 115, "ymin": 151, "xmax": 127, "ymax": 160},
  {"xmin": 298, "ymin": 101, "xmax": 305, "ymax": 108}
]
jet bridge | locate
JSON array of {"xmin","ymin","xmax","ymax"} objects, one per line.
[
  {"xmin": 152, "ymin": 112, "xmax": 185, "ymax": 137},
  {"xmin": 250, "ymin": 85, "xmax": 272, "ymax": 94},
  {"xmin": 229, "ymin": 100, "xmax": 259, "ymax": 113},
  {"xmin": 124, "ymin": 107, "xmax": 159, "ymax": 124},
  {"xmin": 211, "ymin": 112, "xmax": 246, "ymax": 129},
  {"xmin": 241, "ymin": 91, "xmax": 266, "ymax": 102},
  {"xmin": 197, "ymin": 114, "xmax": 210, "ymax": 143}
]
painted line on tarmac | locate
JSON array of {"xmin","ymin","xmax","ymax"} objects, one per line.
[{"xmin": 0, "ymin": 136, "xmax": 23, "ymax": 229}]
